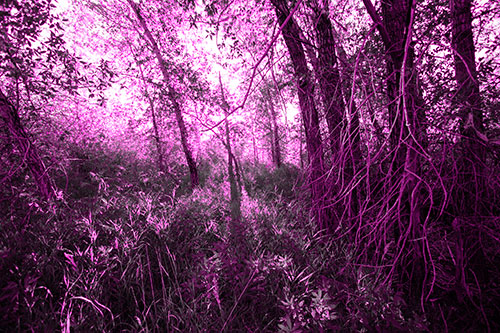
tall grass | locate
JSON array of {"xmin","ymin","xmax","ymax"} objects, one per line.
[{"xmin": 0, "ymin": 152, "xmax": 432, "ymax": 332}]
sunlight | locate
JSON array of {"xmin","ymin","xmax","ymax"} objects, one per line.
[{"xmin": 2, "ymin": 0, "xmax": 499, "ymax": 331}]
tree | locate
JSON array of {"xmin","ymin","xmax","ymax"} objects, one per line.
[
  {"xmin": 308, "ymin": 0, "xmax": 363, "ymax": 220},
  {"xmin": 130, "ymin": 46, "xmax": 166, "ymax": 173},
  {"xmin": 254, "ymin": 82, "xmax": 283, "ymax": 168},
  {"xmin": 310, "ymin": 0, "xmax": 345, "ymax": 157},
  {"xmin": 362, "ymin": 0, "xmax": 427, "ymax": 303},
  {"xmin": 0, "ymin": 0, "xmax": 87, "ymax": 199},
  {"xmin": 267, "ymin": 88, "xmax": 282, "ymax": 168},
  {"xmin": 270, "ymin": 0, "xmax": 336, "ymax": 233},
  {"xmin": 127, "ymin": 0, "xmax": 199, "ymax": 188},
  {"xmin": 219, "ymin": 76, "xmax": 242, "ymax": 224},
  {"xmin": 450, "ymin": 0, "xmax": 486, "ymax": 215},
  {"xmin": 0, "ymin": 91, "xmax": 53, "ymax": 198},
  {"xmin": 448, "ymin": 0, "xmax": 493, "ymax": 309}
]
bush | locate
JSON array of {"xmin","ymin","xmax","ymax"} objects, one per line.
[{"xmin": 245, "ymin": 163, "xmax": 303, "ymax": 201}]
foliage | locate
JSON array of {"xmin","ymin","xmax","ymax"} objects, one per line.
[
  {"xmin": 0, "ymin": 0, "xmax": 108, "ymax": 101},
  {"xmin": 1, "ymin": 0, "xmax": 500, "ymax": 331},
  {"xmin": 1, "ymin": 145, "xmax": 431, "ymax": 331},
  {"xmin": 245, "ymin": 163, "xmax": 303, "ymax": 201}
]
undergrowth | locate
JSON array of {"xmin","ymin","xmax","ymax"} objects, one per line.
[
  {"xmin": 0, "ymin": 152, "xmax": 432, "ymax": 332},
  {"xmin": 7, "ymin": 147, "xmax": 500, "ymax": 331}
]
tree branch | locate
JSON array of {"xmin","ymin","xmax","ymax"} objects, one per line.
[
  {"xmin": 361, "ymin": 0, "xmax": 392, "ymax": 55},
  {"xmin": 202, "ymin": 0, "xmax": 304, "ymax": 132}
]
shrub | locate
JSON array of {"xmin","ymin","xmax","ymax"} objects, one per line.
[{"xmin": 245, "ymin": 163, "xmax": 303, "ymax": 201}]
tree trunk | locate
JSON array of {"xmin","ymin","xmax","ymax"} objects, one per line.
[
  {"xmin": 313, "ymin": 1, "xmax": 363, "ymax": 220},
  {"xmin": 128, "ymin": 0, "xmax": 199, "ymax": 188},
  {"xmin": 381, "ymin": 0, "xmax": 407, "ymax": 154},
  {"xmin": 149, "ymin": 95, "xmax": 164, "ymax": 171},
  {"xmin": 0, "ymin": 91, "xmax": 52, "ymax": 199},
  {"xmin": 449, "ymin": 0, "xmax": 489, "ymax": 306},
  {"xmin": 252, "ymin": 119, "xmax": 258, "ymax": 165},
  {"xmin": 450, "ymin": 0, "xmax": 484, "ymax": 136},
  {"xmin": 219, "ymin": 75, "xmax": 247, "ymax": 261},
  {"xmin": 225, "ymin": 115, "xmax": 241, "ymax": 224},
  {"xmin": 363, "ymin": 0, "xmax": 425, "ymax": 304},
  {"xmin": 271, "ymin": 0, "xmax": 335, "ymax": 232},
  {"xmin": 450, "ymin": 0, "xmax": 486, "ymax": 215},
  {"xmin": 133, "ymin": 52, "xmax": 165, "ymax": 173},
  {"xmin": 299, "ymin": 121, "xmax": 304, "ymax": 170},
  {"xmin": 172, "ymin": 100, "xmax": 199, "ymax": 188},
  {"xmin": 219, "ymin": 79, "xmax": 241, "ymax": 223},
  {"xmin": 334, "ymin": 25, "xmax": 378, "ymax": 216},
  {"xmin": 313, "ymin": 0, "xmax": 345, "ymax": 157},
  {"xmin": 383, "ymin": 0, "xmax": 424, "ymax": 305},
  {"xmin": 267, "ymin": 89, "xmax": 282, "ymax": 168}
]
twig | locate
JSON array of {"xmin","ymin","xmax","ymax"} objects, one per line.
[{"xmin": 203, "ymin": 0, "xmax": 304, "ymax": 132}]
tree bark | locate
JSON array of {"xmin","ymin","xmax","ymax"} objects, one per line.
[
  {"xmin": 450, "ymin": 0, "xmax": 486, "ymax": 215},
  {"xmin": 252, "ymin": 116, "xmax": 258, "ymax": 165},
  {"xmin": 363, "ymin": 0, "xmax": 425, "ymax": 304},
  {"xmin": 450, "ymin": 0, "xmax": 484, "ymax": 135},
  {"xmin": 128, "ymin": 0, "xmax": 199, "ymax": 188},
  {"xmin": 225, "ymin": 114, "xmax": 241, "ymax": 224},
  {"xmin": 384, "ymin": 0, "xmax": 424, "ymax": 304},
  {"xmin": 312, "ymin": 1, "xmax": 363, "ymax": 220},
  {"xmin": 449, "ymin": 0, "xmax": 490, "ymax": 304},
  {"xmin": 312, "ymin": 0, "xmax": 345, "ymax": 157},
  {"xmin": 149, "ymin": 95, "xmax": 164, "ymax": 171},
  {"xmin": 271, "ymin": 0, "xmax": 335, "ymax": 232},
  {"xmin": 219, "ymin": 76, "xmax": 241, "ymax": 224}
]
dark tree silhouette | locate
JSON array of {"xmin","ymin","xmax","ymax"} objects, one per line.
[
  {"xmin": 310, "ymin": 0, "xmax": 362, "ymax": 219},
  {"xmin": 363, "ymin": 0, "xmax": 427, "ymax": 304},
  {"xmin": 271, "ymin": 0, "xmax": 336, "ymax": 233},
  {"xmin": 311, "ymin": 0, "xmax": 345, "ymax": 157},
  {"xmin": 450, "ymin": 0, "xmax": 487, "ymax": 215}
]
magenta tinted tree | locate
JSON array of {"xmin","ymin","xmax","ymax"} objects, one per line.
[
  {"xmin": 270, "ymin": 0, "xmax": 336, "ymax": 233},
  {"xmin": 127, "ymin": 0, "xmax": 199, "ymax": 188}
]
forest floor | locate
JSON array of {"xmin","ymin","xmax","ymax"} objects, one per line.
[{"xmin": 1, "ymin": 154, "xmax": 498, "ymax": 332}]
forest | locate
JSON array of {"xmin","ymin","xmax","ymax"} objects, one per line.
[{"xmin": 1, "ymin": 0, "xmax": 499, "ymax": 331}]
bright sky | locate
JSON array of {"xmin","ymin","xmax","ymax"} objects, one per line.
[{"xmin": 50, "ymin": 0, "xmax": 496, "ymax": 138}]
